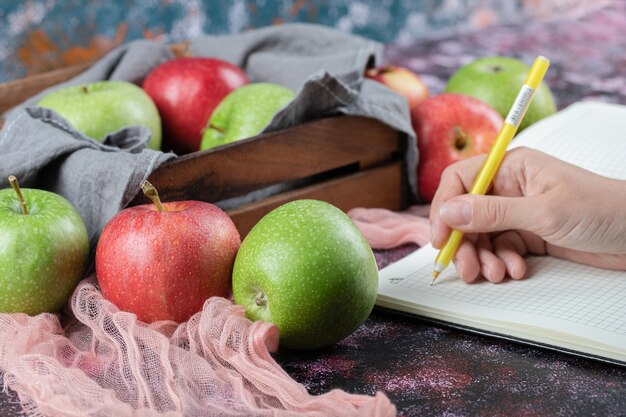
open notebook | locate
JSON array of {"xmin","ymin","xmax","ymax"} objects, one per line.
[{"xmin": 377, "ymin": 101, "xmax": 626, "ymax": 365}]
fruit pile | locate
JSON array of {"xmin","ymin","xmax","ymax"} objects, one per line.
[
  {"xmin": 2, "ymin": 53, "xmax": 380, "ymax": 351},
  {"xmin": 36, "ymin": 57, "xmax": 295, "ymax": 155},
  {"xmin": 0, "ymin": 174, "xmax": 377, "ymax": 349},
  {"xmin": 366, "ymin": 56, "xmax": 556, "ymax": 202}
]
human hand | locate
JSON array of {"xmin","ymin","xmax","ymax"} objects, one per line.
[{"xmin": 430, "ymin": 147, "xmax": 626, "ymax": 283}]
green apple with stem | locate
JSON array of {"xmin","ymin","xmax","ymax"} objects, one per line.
[
  {"xmin": 445, "ymin": 56, "xmax": 557, "ymax": 131},
  {"xmin": 200, "ymin": 82, "xmax": 294, "ymax": 150},
  {"xmin": 37, "ymin": 80, "xmax": 162, "ymax": 150},
  {"xmin": 0, "ymin": 176, "xmax": 89, "ymax": 315},
  {"xmin": 232, "ymin": 199, "xmax": 378, "ymax": 350}
]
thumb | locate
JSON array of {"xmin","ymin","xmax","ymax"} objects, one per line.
[{"xmin": 439, "ymin": 194, "xmax": 540, "ymax": 234}]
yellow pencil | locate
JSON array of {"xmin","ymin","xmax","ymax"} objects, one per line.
[{"xmin": 431, "ymin": 55, "xmax": 550, "ymax": 285}]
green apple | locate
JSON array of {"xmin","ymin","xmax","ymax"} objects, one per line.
[
  {"xmin": 0, "ymin": 176, "xmax": 89, "ymax": 315},
  {"xmin": 445, "ymin": 56, "xmax": 557, "ymax": 131},
  {"xmin": 232, "ymin": 199, "xmax": 378, "ymax": 350},
  {"xmin": 37, "ymin": 80, "xmax": 162, "ymax": 150},
  {"xmin": 200, "ymin": 82, "xmax": 294, "ymax": 150}
]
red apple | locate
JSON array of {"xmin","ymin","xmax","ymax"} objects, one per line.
[
  {"xmin": 95, "ymin": 181, "xmax": 241, "ymax": 323},
  {"xmin": 142, "ymin": 57, "xmax": 249, "ymax": 154},
  {"xmin": 412, "ymin": 93, "xmax": 503, "ymax": 202},
  {"xmin": 365, "ymin": 65, "xmax": 429, "ymax": 109}
]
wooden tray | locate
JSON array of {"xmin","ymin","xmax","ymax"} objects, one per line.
[{"xmin": 0, "ymin": 50, "xmax": 409, "ymax": 237}]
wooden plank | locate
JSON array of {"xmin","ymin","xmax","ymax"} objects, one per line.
[
  {"xmin": 129, "ymin": 115, "xmax": 402, "ymax": 206},
  {"xmin": 227, "ymin": 162, "xmax": 405, "ymax": 238}
]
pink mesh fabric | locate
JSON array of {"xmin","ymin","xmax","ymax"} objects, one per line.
[
  {"xmin": 0, "ymin": 276, "xmax": 396, "ymax": 416},
  {"xmin": 348, "ymin": 205, "xmax": 431, "ymax": 249}
]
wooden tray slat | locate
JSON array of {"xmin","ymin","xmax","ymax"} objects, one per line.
[
  {"xmin": 227, "ymin": 161, "xmax": 404, "ymax": 237},
  {"xmin": 130, "ymin": 115, "xmax": 402, "ymax": 205}
]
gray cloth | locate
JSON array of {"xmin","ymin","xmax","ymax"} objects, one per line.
[
  {"xmin": 0, "ymin": 40, "xmax": 177, "ymax": 250},
  {"xmin": 0, "ymin": 23, "xmax": 417, "ymax": 252},
  {"xmin": 0, "ymin": 107, "xmax": 175, "ymax": 250}
]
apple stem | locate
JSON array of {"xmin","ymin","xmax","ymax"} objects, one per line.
[
  {"xmin": 8, "ymin": 176, "xmax": 28, "ymax": 215},
  {"xmin": 82, "ymin": 85, "xmax": 89, "ymax": 94},
  {"xmin": 255, "ymin": 291, "xmax": 267, "ymax": 307},
  {"xmin": 141, "ymin": 181, "xmax": 165, "ymax": 211},
  {"xmin": 208, "ymin": 123, "xmax": 225, "ymax": 134}
]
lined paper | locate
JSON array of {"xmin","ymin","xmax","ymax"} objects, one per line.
[
  {"xmin": 508, "ymin": 101, "xmax": 626, "ymax": 180},
  {"xmin": 378, "ymin": 245, "xmax": 626, "ymax": 360}
]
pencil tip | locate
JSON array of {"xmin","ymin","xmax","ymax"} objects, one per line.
[{"xmin": 431, "ymin": 271, "xmax": 439, "ymax": 286}]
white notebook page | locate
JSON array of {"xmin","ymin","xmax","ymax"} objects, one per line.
[
  {"xmin": 508, "ymin": 101, "xmax": 626, "ymax": 180},
  {"xmin": 378, "ymin": 245, "xmax": 626, "ymax": 359}
]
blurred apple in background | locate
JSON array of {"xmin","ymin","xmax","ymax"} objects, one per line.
[
  {"xmin": 200, "ymin": 82, "xmax": 294, "ymax": 150},
  {"xmin": 0, "ymin": 176, "xmax": 89, "ymax": 315},
  {"xmin": 365, "ymin": 65, "xmax": 429, "ymax": 109},
  {"xmin": 142, "ymin": 57, "xmax": 249, "ymax": 154},
  {"xmin": 37, "ymin": 81, "xmax": 162, "ymax": 150},
  {"xmin": 95, "ymin": 181, "xmax": 241, "ymax": 323},
  {"xmin": 445, "ymin": 56, "xmax": 556, "ymax": 132},
  {"xmin": 413, "ymin": 93, "xmax": 503, "ymax": 202}
]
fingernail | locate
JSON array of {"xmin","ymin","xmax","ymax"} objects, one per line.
[
  {"xmin": 440, "ymin": 201, "xmax": 471, "ymax": 226},
  {"xmin": 482, "ymin": 265, "xmax": 491, "ymax": 281}
]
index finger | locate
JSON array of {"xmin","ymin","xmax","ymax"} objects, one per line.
[{"xmin": 429, "ymin": 154, "xmax": 487, "ymax": 248}]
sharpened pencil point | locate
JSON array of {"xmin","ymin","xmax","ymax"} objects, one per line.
[{"xmin": 431, "ymin": 271, "xmax": 440, "ymax": 286}]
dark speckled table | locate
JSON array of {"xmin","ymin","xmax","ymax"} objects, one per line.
[
  {"xmin": 276, "ymin": 246, "xmax": 626, "ymax": 416},
  {"xmin": 3, "ymin": 4, "xmax": 626, "ymax": 416}
]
